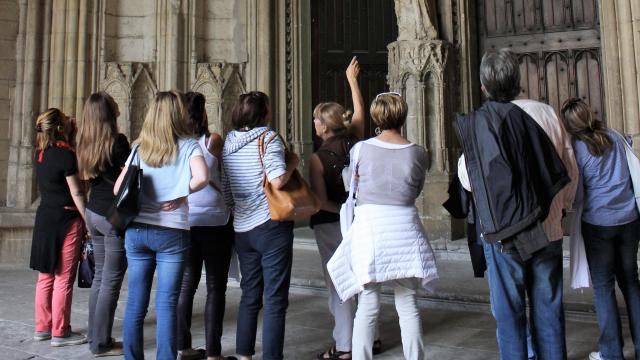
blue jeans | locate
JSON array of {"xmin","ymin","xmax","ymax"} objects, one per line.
[
  {"xmin": 235, "ymin": 220, "xmax": 294, "ymax": 360},
  {"xmin": 583, "ymin": 218, "xmax": 640, "ymax": 360},
  {"xmin": 483, "ymin": 239, "xmax": 566, "ymax": 360},
  {"xmin": 123, "ymin": 223, "xmax": 189, "ymax": 360}
]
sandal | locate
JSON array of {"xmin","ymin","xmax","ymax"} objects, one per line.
[
  {"xmin": 317, "ymin": 345, "xmax": 352, "ymax": 359},
  {"xmin": 372, "ymin": 339, "xmax": 382, "ymax": 355}
]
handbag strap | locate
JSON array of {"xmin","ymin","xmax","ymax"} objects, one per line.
[
  {"xmin": 347, "ymin": 142, "xmax": 363, "ymax": 200},
  {"xmin": 257, "ymin": 130, "xmax": 281, "ymax": 170},
  {"xmin": 100, "ymin": 145, "xmax": 138, "ymax": 185}
]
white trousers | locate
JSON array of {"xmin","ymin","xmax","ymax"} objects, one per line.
[
  {"xmin": 314, "ymin": 222, "xmax": 356, "ymax": 352},
  {"xmin": 352, "ymin": 279, "xmax": 425, "ymax": 360}
]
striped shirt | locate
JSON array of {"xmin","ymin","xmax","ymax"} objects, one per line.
[{"xmin": 222, "ymin": 127, "xmax": 286, "ymax": 232}]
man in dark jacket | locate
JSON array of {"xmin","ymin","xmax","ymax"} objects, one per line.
[{"xmin": 455, "ymin": 48, "xmax": 571, "ymax": 360}]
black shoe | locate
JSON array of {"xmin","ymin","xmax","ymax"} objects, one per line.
[{"xmin": 372, "ymin": 340, "xmax": 382, "ymax": 355}]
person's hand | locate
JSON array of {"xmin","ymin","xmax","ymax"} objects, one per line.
[
  {"xmin": 346, "ymin": 56, "xmax": 360, "ymax": 83},
  {"xmin": 285, "ymin": 151, "xmax": 300, "ymax": 168},
  {"xmin": 160, "ymin": 197, "xmax": 187, "ymax": 212}
]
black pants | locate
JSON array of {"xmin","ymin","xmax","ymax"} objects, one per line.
[{"xmin": 176, "ymin": 221, "xmax": 234, "ymax": 357}]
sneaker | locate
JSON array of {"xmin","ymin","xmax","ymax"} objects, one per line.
[
  {"xmin": 33, "ymin": 331, "xmax": 51, "ymax": 341},
  {"xmin": 94, "ymin": 341, "xmax": 124, "ymax": 357},
  {"xmin": 50, "ymin": 331, "xmax": 87, "ymax": 347},
  {"xmin": 589, "ymin": 352, "xmax": 604, "ymax": 360}
]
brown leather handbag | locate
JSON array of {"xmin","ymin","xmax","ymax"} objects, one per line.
[{"xmin": 258, "ymin": 131, "xmax": 320, "ymax": 221}]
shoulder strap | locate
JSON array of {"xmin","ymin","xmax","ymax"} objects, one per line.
[
  {"xmin": 347, "ymin": 142, "xmax": 363, "ymax": 199},
  {"xmin": 257, "ymin": 130, "xmax": 278, "ymax": 169}
]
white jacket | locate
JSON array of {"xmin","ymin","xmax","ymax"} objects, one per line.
[{"xmin": 327, "ymin": 203, "xmax": 438, "ymax": 301}]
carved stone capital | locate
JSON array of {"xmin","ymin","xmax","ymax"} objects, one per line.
[
  {"xmin": 191, "ymin": 62, "xmax": 246, "ymax": 134},
  {"xmin": 387, "ymin": 40, "xmax": 449, "ymax": 89}
]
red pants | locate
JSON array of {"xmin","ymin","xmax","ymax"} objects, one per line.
[{"xmin": 34, "ymin": 217, "xmax": 84, "ymax": 336}]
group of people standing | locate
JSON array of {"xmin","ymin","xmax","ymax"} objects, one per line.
[{"xmin": 27, "ymin": 47, "xmax": 639, "ymax": 360}]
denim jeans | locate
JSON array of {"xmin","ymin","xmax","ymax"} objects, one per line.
[
  {"xmin": 177, "ymin": 222, "xmax": 234, "ymax": 357},
  {"xmin": 583, "ymin": 218, "xmax": 640, "ymax": 360},
  {"xmin": 235, "ymin": 220, "xmax": 294, "ymax": 360},
  {"xmin": 86, "ymin": 209, "xmax": 127, "ymax": 354},
  {"xmin": 483, "ymin": 239, "xmax": 566, "ymax": 360},
  {"xmin": 123, "ymin": 223, "xmax": 189, "ymax": 360}
]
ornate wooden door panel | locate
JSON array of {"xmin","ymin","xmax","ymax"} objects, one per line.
[
  {"xmin": 478, "ymin": 0, "xmax": 604, "ymax": 121},
  {"xmin": 311, "ymin": 0, "xmax": 398, "ymax": 141}
]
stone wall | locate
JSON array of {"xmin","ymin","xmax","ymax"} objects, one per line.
[{"xmin": 0, "ymin": 0, "xmax": 18, "ymax": 207}]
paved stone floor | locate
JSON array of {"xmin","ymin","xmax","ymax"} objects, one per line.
[{"xmin": 0, "ymin": 265, "xmax": 637, "ymax": 360}]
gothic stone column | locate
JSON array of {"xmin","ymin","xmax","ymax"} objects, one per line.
[
  {"xmin": 387, "ymin": 39, "xmax": 460, "ymax": 242},
  {"xmin": 388, "ymin": 0, "xmax": 462, "ymax": 242},
  {"xmin": 599, "ymin": 0, "xmax": 640, "ymax": 153}
]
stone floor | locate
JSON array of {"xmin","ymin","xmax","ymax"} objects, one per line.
[{"xmin": 0, "ymin": 231, "xmax": 637, "ymax": 359}]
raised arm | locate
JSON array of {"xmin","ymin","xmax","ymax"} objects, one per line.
[{"xmin": 346, "ymin": 56, "xmax": 365, "ymax": 139}]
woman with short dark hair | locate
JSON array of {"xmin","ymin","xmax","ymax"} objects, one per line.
[{"xmin": 222, "ymin": 91, "xmax": 300, "ymax": 360}]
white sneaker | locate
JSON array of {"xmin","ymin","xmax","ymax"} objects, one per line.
[{"xmin": 589, "ymin": 352, "xmax": 604, "ymax": 360}]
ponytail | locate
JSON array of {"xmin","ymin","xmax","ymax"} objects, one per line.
[{"xmin": 560, "ymin": 98, "xmax": 612, "ymax": 157}]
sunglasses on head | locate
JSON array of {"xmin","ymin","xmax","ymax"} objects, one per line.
[{"xmin": 375, "ymin": 91, "xmax": 402, "ymax": 100}]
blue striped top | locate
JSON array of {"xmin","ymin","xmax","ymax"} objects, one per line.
[{"xmin": 222, "ymin": 127, "xmax": 287, "ymax": 232}]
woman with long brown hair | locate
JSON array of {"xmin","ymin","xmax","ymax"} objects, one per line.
[
  {"xmin": 76, "ymin": 92, "xmax": 130, "ymax": 357},
  {"xmin": 114, "ymin": 90, "xmax": 209, "ymax": 360},
  {"xmin": 30, "ymin": 108, "xmax": 88, "ymax": 347},
  {"xmin": 561, "ymin": 98, "xmax": 640, "ymax": 360}
]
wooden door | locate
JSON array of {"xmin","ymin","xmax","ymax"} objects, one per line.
[
  {"xmin": 478, "ymin": 0, "xmax": 604, "ymax": 121},
  {"xmin": 311, "ymin": 0, "xmax": 398, "ymax": 144}
]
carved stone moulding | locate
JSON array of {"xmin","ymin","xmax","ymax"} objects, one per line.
[
  {"xmin": 101, "ymin": 62, "xmax": 158, "ymax": 141},
  {"xmin": 387, "ymin": 40, "xmax": 450, "ymax": 89},
  {"xmin": 191, "ymin": 62, "xmax": 247, "ymax": 135}
]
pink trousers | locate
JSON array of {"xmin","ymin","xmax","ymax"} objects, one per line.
[{"xmin": 34, "ymin": 217, "xmax": 84, "ymax": 336}]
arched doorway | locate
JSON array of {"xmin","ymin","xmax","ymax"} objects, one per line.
[{"xmin": 311, "ymin": 0, "xmax": 398, "ymax": 145}]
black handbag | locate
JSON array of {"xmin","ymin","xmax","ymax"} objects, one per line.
[
  {"xmin": 106, "ymin": 145, "xmax": 143, "ymax": 234},
  {"xmin": 77, "ymin": 240, "xmax": 95, "ymax": 288}
]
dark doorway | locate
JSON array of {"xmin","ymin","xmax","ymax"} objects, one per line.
[
  {"xmin": 311, "ymin": 0, "xmax": 398, "ymax": 146},
  {"xmin": 477, "ymin": 0, "xmax": 604, "ymax": 121}
]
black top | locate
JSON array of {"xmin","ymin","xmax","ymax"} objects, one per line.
[
  {"xmin": 36, "ymin": 146, "xmax": 78, "ymax": 208},
  {"xmin": 30, "ymin": 144, "xmax": 81, "ymax": 273},
  {"xmin": 310, "ymin": 134, "xmax": 358, "ymax": 228},
  {"xmin": 87, "ymin": 134, "xmax": 131, "ymax": 216},
  {"xmin": 454, "ymin": 101, "xmax": 569, "ymax": 242}
]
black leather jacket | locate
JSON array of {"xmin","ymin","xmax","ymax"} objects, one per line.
[{"xmin": 454, "ymin": 101, "xmax": 570, "ymax": 243}]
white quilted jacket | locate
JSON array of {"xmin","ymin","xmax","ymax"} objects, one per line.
[{"xmin": 327, "ymin": 203, "xmax": 438, "ymax": 301}]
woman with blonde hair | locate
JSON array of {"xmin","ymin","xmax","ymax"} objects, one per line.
[
  {"xmin": 30, "ymin": 108, "xmax": 88, "ymax": 347},
  {"xmin": 114, "ymin": 90, "xmax": 209, "ymax": 360},
  {"xmin": 561, "ymin": 98, "xmax": 640, "ymax": 360},
  {"xmin": 310, "ymin": 57, "xmax": 365, "ymax": 360},
  {"xmin": 76, "ymin": 91, "xmax": 130, "ymax": 357},
  {"xmin": 328, "ymin": 93, "xmax": 438, "ymax": 360}
]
